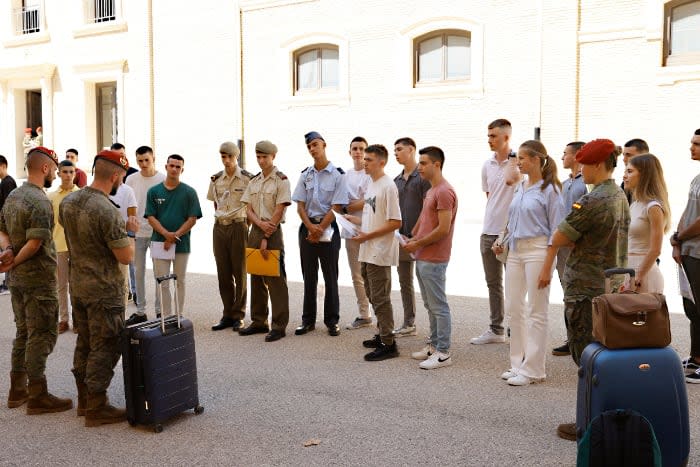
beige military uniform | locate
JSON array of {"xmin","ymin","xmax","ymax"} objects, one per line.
[
  {"xmin": 207, "ymin": 166, "xmax": 253, "ymax": 321},
  {"xmin": 240, "ymin": 167, "xmax": 291, "ymax": 331}
]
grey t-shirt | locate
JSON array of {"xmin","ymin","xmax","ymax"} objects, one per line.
[{"xmin": 680, "ymin": 173, "xmax": 700, "ymax": 258}]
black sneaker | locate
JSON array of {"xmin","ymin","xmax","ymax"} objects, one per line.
[
  {"xmin": 686, "ymin": 368, "xmax": 700, "ymax": 384},
  {"xmin": 552, "ymin": 343, "xmax": 570, "ymax": 356},
  {"xmin": 682, "ymin": 357, "xmax": 700, "ymax": 373},
  {"xmin": 362, "ymin": 334, "xmax": 382, "ymax": 348},
  {"xmin": 364, "ymin": 342, "xmax": 399, "ymax": 361},
  {"xmin": 125, "ymin": 313, "xmax": 148, "ymax": 327}
]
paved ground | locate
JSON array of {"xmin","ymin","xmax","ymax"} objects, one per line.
[{"xmin": 0, "ymin": 272, "xmax": 697, "ymax": 466}]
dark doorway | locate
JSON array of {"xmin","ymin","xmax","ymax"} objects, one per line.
[{"xmin": 26, "ymin": 89, "xmax": 42, "ymax": 131}]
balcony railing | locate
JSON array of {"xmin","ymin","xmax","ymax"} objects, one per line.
[
  {"xmin": 91, "ymin": 0, "xmax": 116, "ymax": 23},
  {"xmin": 13, "ymin": 5, "xmax": 41, "ymax": 35}
]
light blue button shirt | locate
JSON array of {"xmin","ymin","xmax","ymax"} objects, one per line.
[
  {"xmin": 292, "ymin": 162, "xmax": 349, "ymax": 218},
  {"xmin": 507, "ymin": 179, "xmax": 564, "ymax": 251},
  {"xmin": 561, "ymin": 173, "xmax": 587, "ymax": 216}
]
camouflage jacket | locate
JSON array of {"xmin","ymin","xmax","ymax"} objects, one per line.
[
  {"xmin": 558, "ymin": 179, "xmax": 630, "ymax": 301},
  {"xmin": 0, "ymin": 183, "xmax": 56, "ymax": 287}
]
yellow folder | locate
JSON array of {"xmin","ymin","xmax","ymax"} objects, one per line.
[{"xmin": 245, "ymin": 248, "xmax": 281, "ymax": 277}]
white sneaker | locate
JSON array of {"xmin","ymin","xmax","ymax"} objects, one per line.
[
  {"xmin": 419, "ymin": 351, "xmax": 453, "ymax": 370},
  {"xmin": 411, "ymin": 344, "xmax": 435, "ymax": 361},
  {"xmin": 507, "ymin": 374, "xmax": 543, "ymax": 386},
  {"xmin": 470, "ymin": 329, "xmax": 505, "ymax": 345},
  {"xmin": 392, "ymin": 324, "xmax": 417, "ymax": 337},
  {"xmin": 500, "ymin": 368, "xmax": 518, "ymax": 380}
]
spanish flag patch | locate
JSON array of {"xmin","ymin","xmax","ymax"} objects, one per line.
[{"xmin": 572, "ymin": 203, "xmax": 582, "ymax": 210}]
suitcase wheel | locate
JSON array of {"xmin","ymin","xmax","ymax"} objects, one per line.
[
  {"xmin": 154, "ymin": 424, "xmax": 163, "ymax": 433},
  {"xmin": 194, "ymin": 405, "xmax": 204, "ymax": 415}
]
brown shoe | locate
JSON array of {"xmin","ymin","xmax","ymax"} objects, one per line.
[
  {"xmin": 7, "ymin": 371, "xmax": 28, "ymax": 408},
  {"xmin": 556, "ymin": 422, "xmax": 577, "ymax": 441},
  {"xmin": 58, "ymin": 321, "xmax": 69, "ymax": 334},
  {"xmin": 85, "ymin": 392, "xmax": 126, "ymax": 427},
  {"xmin": 26, "ymin": 376, "xmax": 73, "ymax": 415},
  {"xmin": 75, "ymin": 379, "xmax": 88, "ymax": 417}
]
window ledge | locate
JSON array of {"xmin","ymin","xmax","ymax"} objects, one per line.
[
  {"xmin": 656, "ymin": 64, "xmax": 700, "ymax": 85},
  {"xmin": 400, "ymin": 82, "xmax": 483, "ymax": 101},
  {"xmin": 3, "ymin": 31, "xmax": 50, "ymax": 48},
  {"xmin": 281, "ymin": 93, "xmax": 349, "ymax": 108},
  {"xmin": 73, "ymin": 20, "xmax": 127, "ymax": 39}
]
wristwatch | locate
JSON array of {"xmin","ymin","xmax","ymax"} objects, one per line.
[{"xmin": 342, "ymin": 206, "xmax": 349, "ymax": 214}]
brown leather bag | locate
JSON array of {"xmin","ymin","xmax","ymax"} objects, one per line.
[
  {"xmin": 591, "ymin": 268, "xmax": 671, "ymax": 349},
  {"xmin": 592, "ymin": 291, "xmax": 671, "ymax": 349}
]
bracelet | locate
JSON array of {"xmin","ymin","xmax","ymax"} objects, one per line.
[{"xmin": 672, "ymin": 232, "xmax": 680, "ymax": 243}]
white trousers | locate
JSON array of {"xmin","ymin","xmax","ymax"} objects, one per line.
[
  {"xmin": 505, "ymin": 237, "xmax": 551, "ymax": 379},
  {"xmin": 153, "ymin": 253, "xmax": 189, "ymax": 316}
]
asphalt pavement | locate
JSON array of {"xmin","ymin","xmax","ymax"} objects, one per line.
[{"xmin": 0, "ymin": 272, "xmax": 697, "ymax": 466}]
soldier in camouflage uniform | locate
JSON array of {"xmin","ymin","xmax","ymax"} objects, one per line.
[
  {"xmin": 60, "ymin": 150, "xmax": 139, "ymax": 426},
  {"xmin": 0, "ymin": 147, "xmax": 74, "ymax": 414},
  {"xmin": 208, "ymin": 141, "xmax": 253, "ymax": 332},
  {"xmin": 537, "ymin": 139, "xmax": 629, "ymax": 441}
]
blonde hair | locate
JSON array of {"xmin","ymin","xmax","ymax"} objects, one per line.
[
  {"xmin": 519, "ymin": 140, "xmax": 561, "ymax": 192},
  {"xmin": 629, "ymin": 153, "xmax": 671, "ymax": 233}
]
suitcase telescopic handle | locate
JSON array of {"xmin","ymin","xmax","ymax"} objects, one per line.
[
  {"xmin": 604, "ymin": 268, "xmax": 635, "ymax": 278},
  {"xmin": 155, "ymin": 274, "xmax": 181, "ymax": 334}
]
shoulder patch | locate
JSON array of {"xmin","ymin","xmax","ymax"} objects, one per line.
[
  {"xmin": 301, "ymin": 167, "xmax": 310, "ymax": 173},
  {"xmin": 276, "ymin": 171, "xmax": 287, "ymax": 180},
  {"xmin": 241, "ymin": 169, "xmax": 254, "ymax": 178},
  {"xmin": 210, "ymin": 170, "xmax": 223, "ymax": 182},
  {"xmin": 336, "ymin": 167, "xmax": 345, "ymax": 175}
]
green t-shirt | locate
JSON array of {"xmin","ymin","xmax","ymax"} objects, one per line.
[{"xmin": 144, "ymin": 182, "xmax": 202, "ymax": 254}]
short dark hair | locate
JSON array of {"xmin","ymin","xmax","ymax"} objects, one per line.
[
  {"xmin": 110, "ymin": 142, "xmax": 125, "ymax": 151},
  {"xmin": 0, "ymin": 155, "xmax": 7, "ymax": 167},
  {"xmin": 394, "ymin": 137, "xmax": 416, "ymax": 148},
  {"xmin": 350, "ymin": 136, "xmax": 367, "ymax": 147},
  {"xmin": 59, "ymin": 160, "xmax": 75, "ymax": 168},
  {"xmin": 365, "ymin": 144, "xmax": 389, "ymax": 162},
  {"xmin": 66, "ymin": 148, "xmax": 78, "ymax": 156},
  {"xmin": 488, "ymin": 119, "xmax": 512, "ymax": 130},
  {"xmin": 624, "ymin": 138, "xmax": 649, "ymax": 153},
  {"xmin": 168, "ymin": 154, "xmax": 184, "ymax": 163},
  {"xmin": 419, "ymin": 146, "xmax": 445, "ymax": 169},
  {"xmin": 135, "ymin": 145, "xmax": 153, "ymax": 156},
  {"xmin": 566, "ymin": 141, "xmax": 585, "ymax": 153},
  {"xmin": 695, "ymin": 129, "xmax": 700, "ymax": 136}
]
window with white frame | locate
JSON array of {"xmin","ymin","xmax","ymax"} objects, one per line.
[
  {"xmin": 664, "ymin": 0, "xmax": 700, "ymax": 66},
  {"xmin": 11, "ymin": 0, "xmax": 41, "ymax": 35},
  {"xmin": 293, "ymin": 45, "xmax": 339, "ymax": 94},
  {"xmin": 414, "ymin": 30, "xmax": 471, "ymax": 85},
  {"xmin": 96, "ymin": 82, "xmax": 118, "ymax": 152}
]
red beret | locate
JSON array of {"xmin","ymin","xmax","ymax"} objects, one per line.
[
  {"xmin": 576, "ymin": 139, "xmax": 616, "ymax": 165},
  {"xmin": 28, "ymin": 146, "xmax": 59, "ymax": 166},
  {"xmin": 95, "ymin": 149, "xmax": 129, "ymax": 170}
]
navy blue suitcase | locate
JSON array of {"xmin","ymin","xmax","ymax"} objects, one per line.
[
  {"xmin": 121, "ymin": 274, "xmax": 203, "ymax": 432},
  {"xmin": 576, "ymin": 342, "xmax": 689, "ymax": 467}
]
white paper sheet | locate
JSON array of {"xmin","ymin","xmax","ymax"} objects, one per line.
[{"xmin": 151, "ymin": 241, "xmax": 176, "ymax": 260}]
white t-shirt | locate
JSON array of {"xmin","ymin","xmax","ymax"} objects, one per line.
[
  {"xmin": 358, "ymin": 175, "xmax": 401, "ymax": 267},
  {"xmin": 481, "ymin": 154, "xmax": 516, "ymax": 235},
  {"xmin": 109, "ymin": 183, "xmax": 138, "ymax": 222},
  {"xmin": 126, "ymin": 171, "xmax": 166, "ymax": 238},
  {"xmin": 342, "ymin": 167, "xmax": 371, "ymax": 238}
]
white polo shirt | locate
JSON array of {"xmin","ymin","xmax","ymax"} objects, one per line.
[{"xmin": 481, "ymin": 153, "xmax": 516, "ymax": 235}]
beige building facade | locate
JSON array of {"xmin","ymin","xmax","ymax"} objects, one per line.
[{"xmin": 1, "ymin": 0, "xmax": 699, "ymax": 297}]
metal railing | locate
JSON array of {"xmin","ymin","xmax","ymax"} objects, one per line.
[
  {"xmin": 91, "ymin": 0, "xmax": 116, "ymax": 23},
  {"xmin": 12, "ymin": 5, "xmax": 41, "ymax": 35}
]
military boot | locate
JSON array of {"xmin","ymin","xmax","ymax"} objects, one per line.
[
  {"xmin": 7, "ymin": 371, "xmax": 28, "ymax": 408},
  {"xmin": 75, "ymin": 379, "xmax": 88, "ymax": 416},
  {"xmin": 26, "ymin": 376, "xmax": 73, "ymax": 415},
  {"xmin": 84, "ymin": 392, "xmax": 126, "ymax": 427}
]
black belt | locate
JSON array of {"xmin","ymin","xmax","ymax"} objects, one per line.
[{"xmin": 309, "ymin": 217, "xmax": 324, "ymax": 224}]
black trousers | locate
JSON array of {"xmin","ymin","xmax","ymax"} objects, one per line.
[
  {"xmin": 681, "ymin": 255, "xmax": 700, "ymax": 357},
  {"xmin": 298, "ymin": 222, "xmax": 340, "ymax": 327}
]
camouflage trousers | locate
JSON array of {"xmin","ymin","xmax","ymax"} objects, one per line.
[
  {"xmin": 71, "ymin": 295, "xmax": 124, "ymax": 394},
  {"xmin": 9, "ymin": 285, "xmax": 59, "ymax": 379},
  {"xmin": 565, "ymin": 299, "xmax": 593, "ymax": 366}
]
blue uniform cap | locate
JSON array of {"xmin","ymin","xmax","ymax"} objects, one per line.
[{"xmin": 304, "ymin": 131, "xmax": 324, "ymax": 145}]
